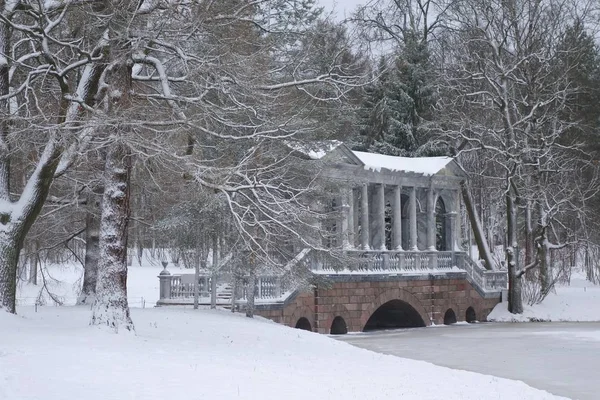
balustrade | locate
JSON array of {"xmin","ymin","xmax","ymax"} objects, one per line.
[
  {"xmin": 158, "ymin": 250, "xmax": 508, "ymax": 306},
  {"xmin": 316, "ymin": 250, "xmax": 457, "ymax": 273}
]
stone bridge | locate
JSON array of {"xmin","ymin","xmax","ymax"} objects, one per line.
[
  {"xmin": 157, "ymin": 251, "xmax": 505, "ymax": 334},
  {"xmin": 255, "ymin": 272, "xmax": 501, "ymax": 334}
]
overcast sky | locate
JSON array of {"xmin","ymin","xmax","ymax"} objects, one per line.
[{"xmin": 318, "ymin": 0, "xmax": 367, "ymax": 20}]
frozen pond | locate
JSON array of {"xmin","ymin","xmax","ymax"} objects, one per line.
[{"xmin": 336, "ymin": 322, "xmax": 600, "ymax": 400}]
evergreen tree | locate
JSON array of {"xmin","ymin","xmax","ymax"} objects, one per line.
[{"xmin": 354, "ymin": 31, "xmax": 438, "ymax": 156}]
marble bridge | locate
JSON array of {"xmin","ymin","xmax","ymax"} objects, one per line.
[{"xmin": 156, "ymin": 143, "xmax": 507, "ymax": 333}]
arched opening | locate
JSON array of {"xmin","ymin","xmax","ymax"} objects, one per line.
[
  {"xmin": 330, "ymin": 316, "xmax": 348, "ymax": 335},
  {"xmin": 435, "ymin": 197, "xmax": 447, "ymax": 251},
  {"xmin": 295, "ymin": 317, "xmax": 312, "ymax": 331},
  {"xmin": 363, "ymin": 300, "xmax": 426, "ymax": 331},
  {"xmin": 466, "ymin": 307, "xmax": 477, "ymax": 323},
  {"xmin": 443, "ymin": 309, "xmax": 457, "ymax": 325}
]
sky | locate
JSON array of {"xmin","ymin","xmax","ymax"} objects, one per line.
[{"xmin": 318, "ymin": 0, "xmax": 367, "ymax": 20}]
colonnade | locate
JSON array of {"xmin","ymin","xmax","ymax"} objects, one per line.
[{"xmin": 338, "ymin": 183, "xmax": 460, "ymax": 252}]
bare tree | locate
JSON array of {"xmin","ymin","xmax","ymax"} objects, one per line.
[{"xmin": 437, "ymin": 0, "xmax": 598, "ymax": 313}]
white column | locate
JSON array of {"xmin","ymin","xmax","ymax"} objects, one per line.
[
  {"xmin": 409, "ymin": 187, "xmax": 418, "ymax": 251},
  {"xmin": 360, "ymin": 183, "xmax": 370, "ymax": 250},
  {"xmin": 347, "ymin": 188, "xmax": 355, "ymax": 248},
  {"xmin": 375, "ymin": 184, "xmax": 386, "ymax": 250},
  {"xmin": 453, "ymin": 189, "xmax": 462, "ymax": 251},
  {"xmin": 427, "ymin": 185, "xmax": 436, "ymax": 251},
  {"xmin": 353, "ymin": 189, "xmax": 360, "ymax": 245},
  {"xmin": 392, "ymin": 185, "xmax": 403, "ymax": 250},
  {"xmin": 340, "ymin": 192, "xmax": 349, "ymax": 249}
]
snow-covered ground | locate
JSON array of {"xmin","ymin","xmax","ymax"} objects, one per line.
[
  {"xmin": 488, "ymin": 271, "xmax": 600, "ymax": 322},
  {"xmin": 9, "ymin": 260, "xmax": 600, "ymax": 399},
  {"xmin": 17, "ymin": 261, "xmax": 179, "ymax": 308},
  {"xmin": 1, "ymin": 306, "xmax": 568, "ymax": 400}
]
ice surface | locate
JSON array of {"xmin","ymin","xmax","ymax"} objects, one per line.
[{"xmin": 337, "ymin": 322, "xmax": 600, "ymax": 400}]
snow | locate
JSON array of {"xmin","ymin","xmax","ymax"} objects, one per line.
[
  {"xmin": 314, "ymin": 266, "xmax": 464, "ymax": 275},
  {"xmin": 8, "ymin": 256, "xmax": 575, "ymax": 400},
  {"xmin": 488, "ymin": 271, "xmax": 600, "ymax": 322},
  {"xmin": 17, "ymin": 261, "xmax": 173, "ymax": 308},
  {"xmin": 352, "ymin": 151, "xmax": 454, "ymax": 175},
  {"xmin": 0, "ymin": 306, "xmax": 568, "ymax": 400},
  {"xmin": 285, "ymin": 140, "xmax": 343, "ymax": 159}
]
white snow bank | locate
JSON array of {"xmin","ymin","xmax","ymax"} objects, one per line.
[
  {"xmin": 353, "ymin": 151, "xmax": 453, "ymax": 175},
  {"xmin": 488, "ymin": 271, "xmax": 600, "ymax": 322},
  {"xmin": 0, "ymin": 306, "xmax": 567, "ymax": 400}
]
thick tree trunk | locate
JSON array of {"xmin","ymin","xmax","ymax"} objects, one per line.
[
  {"xmin": 461, "ymin": 181, "xmax": 495, "ymax": 270},
  {"xmin": 0, "ymin": 141, "xmax": 63, "ymax": 313},
  {"xmin": 90, "ymin": 141, "xmax": 134, "ymax": 332},
  {"xmin": 507, "ymin": 190, "xmax": 523, "ymax": 314},
  {"xmin": 78, "ymin": 190, "xmax": 101, "ymax": 305},
  {"xmin": 0, "ymin": 236, "xmax": 22, "ymax": 313}
]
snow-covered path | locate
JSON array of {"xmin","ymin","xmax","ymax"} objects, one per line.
[{"xmin": 336, "ymin": 322, "xmax": 600, "ymax": 400}]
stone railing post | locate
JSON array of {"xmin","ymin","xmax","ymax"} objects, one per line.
[
  {"xmin": 275, "ymin": 276, "xmax": 282, "ymax": 298},
  {"xmin": 159, "ymin": 262, "xmax": 172, "ymax": 300},
  {"xmin": 257, "ymin": 277, "xmax": 263, "ymax": 299}
]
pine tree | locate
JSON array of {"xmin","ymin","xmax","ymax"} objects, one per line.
[{"xmin": 355, "ymin": 31, "xmax": 438, "ymax": 156}]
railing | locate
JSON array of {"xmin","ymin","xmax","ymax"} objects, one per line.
[
  {"xmin": 158, "ymin": 249, "xmax": 508, "ymax": 306},
  {"xmin": 239, "ymin": 275, "xmax": 290, "ymax": 301},
  {"xmin": 313, "ymin": 250, "xmax": 458, "ymax": 273},
  {"xmin": 159, "ymin": 272, "xmax": 289, "ymax": 303},
  {"xmin": 312, "ymin": 250, "xmax": 507, "ymax": 292},
  {"xmin": 458, "ymin": 254, "xmax": 508, "ymax": 292}
]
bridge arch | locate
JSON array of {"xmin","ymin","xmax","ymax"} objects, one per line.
[
  {"xmin": 295, "ymin": 317, "xmax": 312, "ymax": 331},
  {"xmin": 330, "ymin": 316, "xmax": 348, "ymax": 335},
  {"xmin": 360, "ymin": 288, "xmax": 431, "ymax": 331},
  {"xmin": 322, "ymin": 304, "xmax": 353, "ymax": 334},
  {"xmin": 288, "ymin": 305, "xmax": 314, "ymax": 332},
  {"xmin": 466, "ymin": 306, "xmax": 477, "ymax": 323},
  {"xmin": 443, "ymin": 308, "xmax": 457, "ymax": 325}
]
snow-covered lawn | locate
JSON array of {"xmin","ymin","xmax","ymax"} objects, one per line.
[
  {"xmin": 1, "ymin": 306, "xmax": 568, "ymax": 400},
  {"xmin": 489, "ymin": 271, "xmax": 600, "ymax": 322}
]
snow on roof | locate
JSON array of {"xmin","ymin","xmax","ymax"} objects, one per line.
[
  {"xmin": 286, "ymin": 140, "xmax": 343, "ymax": 160},
  {"xmin": 352, "ymin": 151, "xmax": 454, "ymax": 176}
]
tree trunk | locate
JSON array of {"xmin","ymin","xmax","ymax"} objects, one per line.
[
  {"xmin": 78, "ymin": 190, "xmax": 101, "ymax": 305},
  {"xmin": 193, "ymin": 245, "xmax": 201, "ymax": 310},
  {"xmin": 507, "ymin": 189, "xmax": 523, "ymax": 314},
  {"xmin": 210, "ymin": 234, "xmax": 218, "ymax": 309},
  {"xmin": 537, "ymin": 202, "xmax": 550, "ymax": 294},
  {"xmin": 0, "ymin": 236, "xmax": 23, "ymax": 313},
  {"xmin": 461, "ymin": 181, "xmax": 495, "ymax": 270},
  {"xmin": 524, "ymin": 201, "xmax": 533, "ymax": 266},
  {"xmin": 245, "ymin": 269, "xmax": 256, "ymax": 318},
  {"xmin": 28, "ymin": 240, "xmax": 38, "ymax": 285},
  {"xmin": 90, "ymin": 141, "xmax": 134, "ymax": 332}
]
